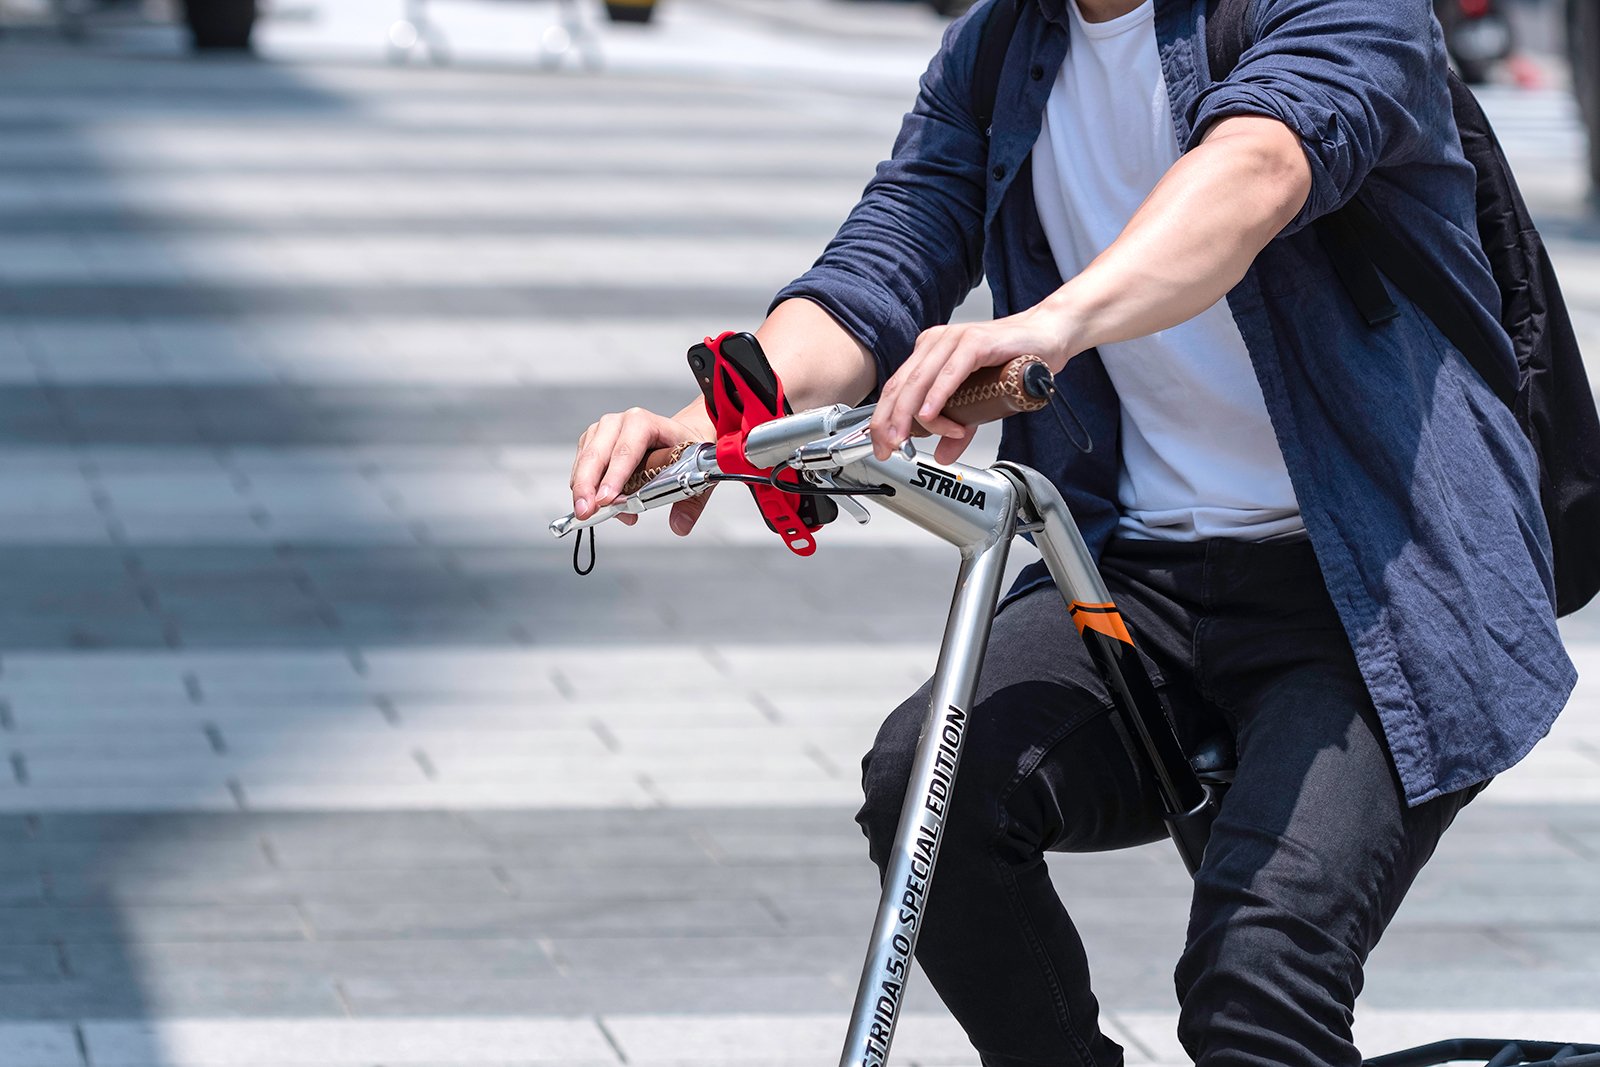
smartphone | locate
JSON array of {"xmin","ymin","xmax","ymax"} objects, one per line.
[{"xmin": 687, "ymin": 333, "xmax": 837, "ymax": 529}]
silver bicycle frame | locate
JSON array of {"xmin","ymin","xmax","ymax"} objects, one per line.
[{"xmin": 828, "ymin": 447, "xmax": 1123, "ymax": 1067}]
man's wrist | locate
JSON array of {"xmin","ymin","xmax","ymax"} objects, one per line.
[
  {"xmin": 672, "ymin": 400, "xmax": 716, "ymax": 440},
  {"xmin": 1033, "ymin": 289, "xmax": 1090, "ymax": 373}
]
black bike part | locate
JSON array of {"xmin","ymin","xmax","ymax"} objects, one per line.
[
  {"xmin": 707, "ymin": 470, "xmax": 895, "ymax": 498},
  {"xmin": 1079, "ymin": 627, "xmax": 1214, "ymax": 874},
  {"xmin": 572, "ymin": 526, "xmax": 596, "ymax": 576},
  {"xmin": 1364, "ymin": 1039, "xmax": 1600, "ymax": 1067},
  {"xmin": 1022, "ymin": 360, "xmax": 1095, "ymax": 454},
  {"xmin": 973, "ymin": 0, "xmax": 1022, "ymax": 137}
]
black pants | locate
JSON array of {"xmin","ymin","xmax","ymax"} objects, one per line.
[{"xmin": 858, "ymin": 538, "xmax": 1482, "ymax": 1067}]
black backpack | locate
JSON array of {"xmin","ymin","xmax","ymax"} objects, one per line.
[{"xmin": 974, "ymin": 0, "xmax": 1600, "ymax": 616}]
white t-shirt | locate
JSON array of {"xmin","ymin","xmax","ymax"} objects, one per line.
[{"xmin": 1031, "ymin": 0, "xmax": 1304, "ymax": 542}]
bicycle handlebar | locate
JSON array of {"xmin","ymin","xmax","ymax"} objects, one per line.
[
  {"xmin": 617, "ymin": 354, "xmax": 1052, "ymax": 496},
  {"xmin": 551, "ymin": 354, "xmax": 1053, "ymax": 538}
]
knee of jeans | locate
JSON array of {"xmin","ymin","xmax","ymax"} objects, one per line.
[
  {"xmin": 1173, "ymin": 849, "xmax": 1364, "ymax": 1065},
  {"xmin": 856, "ymin": 694, "xmax": 925, "ymax": 869},
  {"xmin": 856, "ymin": 691, "xmax": 1007, "ymax": 869}
]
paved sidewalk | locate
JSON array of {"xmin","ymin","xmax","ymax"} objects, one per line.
[{"xmin": 0, "ymin": 3, "xmax": 1594, "ymax": 1064}]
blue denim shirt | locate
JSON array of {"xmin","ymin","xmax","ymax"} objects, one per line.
[{"xmin": 772, "ymin": 0, "xmax": 1576, "ymax": 805}]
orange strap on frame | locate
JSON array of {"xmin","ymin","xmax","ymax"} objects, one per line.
[{"xmin": 1068, "ymin": 601, "xmax": 1133, "ymax": 645}]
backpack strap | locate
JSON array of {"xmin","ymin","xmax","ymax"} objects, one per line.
[
  {"xmin": 1205, "ymin": 0, "xmax": 1255, "ymax": 82},
  {"xmin": 973, "ymin": 0, "xmax": 1023, "ymax": 138},
  {"xmin": 1335, "ymin": 179, "xmax": 1519, "ymax": 405}
]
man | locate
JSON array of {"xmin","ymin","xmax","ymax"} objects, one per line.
[{"xmin": 568, "ymin": 1, "xmax": 1576, "ymax": 1064}]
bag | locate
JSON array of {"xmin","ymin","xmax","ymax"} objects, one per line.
[{"xmin": 974, "ymin": 0, "xmax": 1600, "ymax": 615}]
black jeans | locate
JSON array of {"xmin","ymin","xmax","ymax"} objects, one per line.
[{"xmin": 858, "ymin": 538, "xmax": 1482, "ymax": 1067}]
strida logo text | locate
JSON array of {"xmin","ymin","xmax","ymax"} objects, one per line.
[{"xmin": 909, "ymin": 463, "xmax": 987, "ymax": 509}]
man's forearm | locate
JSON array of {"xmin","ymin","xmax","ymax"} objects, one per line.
[
  {"xmin": 1042, "ymin": 115, "xmax": 1312, "ymax": 362},
  {"xmin": 667, "ymin": 297, "xmax": 879, "ymax": 436}
]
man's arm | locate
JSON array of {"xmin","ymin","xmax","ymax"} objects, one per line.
[
  {"xmin": 876, "ymin": 0, "xmax": 1448, "ymax": 461},
  {"xmin": 872, "ymin": 114, "xmax": 1311, "ymax": 462},
  {"xmin": 572, "ymin": 2, "xmax": 990, "ymax": 531}
]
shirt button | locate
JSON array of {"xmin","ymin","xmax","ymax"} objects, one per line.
[
  {"xmin": 992, "ymin": 164, "xmax": 1006, "ymax": 180},
  {"xmin": 1030, "ymin": 64, "xmax": 1044, "ymax": 80}
]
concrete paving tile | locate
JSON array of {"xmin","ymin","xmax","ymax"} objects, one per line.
[
  {"xmin": 698, "ymin": 827, "xmax": 879, "ymax": 865},
  {"xmin": 340, "ymin": 973, "xmax": 847, "ymax": 1017},
  {"xmin": 462, "ymin": 806, "xmax": 855, "ymax": 842},
  {"xmin": 356, "ymin": 652, "xmax": 617, "ymax": 698},
  {"xmin": 258, "ymin": 822, "xmax": 500, "ymax": 869},
  {"xmin": 0, "ymin": 1023, "xmax": 79, "ymax": 1065},
  {"xmin": 18, "ymin": 757, "xmax": 234, "ymax": 789},
  {"xmin": 83, "ymin": 1018, "xmax": 616, "ymax": 1065},
  {"xmin": 4, "ymin": 735, "xmax": 214, "ymax": 760},
  {"xmin": 299, "ymin": 893, "xmax": 780, "ymax": 939},
  {"xmin": 0, "ymin": 904, "xmax": 306, "ymax": 945},
  {"xmin": 23, "ymin": 813, "xmax": 256, "ymax": 843},
  {"xmin": 0, "ymin": 875, "xmax": 46, "ymax": 907},
  {"xmin": 599, "ymin": 1011, "xmax": 975, "ymax": 1065},
  {"xmin": 647, "ymin": 778, "xmax": 865, "ymax": 808},
  {"xmin": 385, "ymin": 728, "xmax": 613, "ymax": 761},
  {"xmin": 0, "ymin": 837, "xmax": 271, "ymax": 875},
  {"xmin": 1350, "ymin": 1010, "xmax": 1600, "ymax": 1059},
  {"xmin": 386, "ymin": 702, "xmax": 777, "ymax": 732},
  {"xmin": 1360, "ymin": 967, "xmax": 1600, "ymax": 1010},
  {"xmin": 0, "ymin": 786, "xmax": 240, "ymax": 813},
  {"xmin": 1493, "ymin": 927, "xmax": 1600, "ymax": 968},
  {"xmin": 234, "ymin": 778, "xmax": 659, "ymax": 810},
  {"xmin": 466, "ymin": 830, "xmax": 715, "ymax": 870},
  {"xmin": 67, "ymin": 938, "xmax": 560, "ymax": 985},
  {"xmin": 0, "ymin": 946, "xmax": 65, "ymax": 982},
  {"xmin": 545, "ymin": 933, "xmax": 861, "ymax": 977},
  {"xmin": 500, "ymin": 862, "xmax": 879, "ymax": 902},
  {"xmin": 47, "ymin": 866, "xmax": 508, "ymax": 908},
  {"xmin": 1361, "ymin": 925, "xmax": 1530, "ymax": 970},
  {"xmin": 187, "ymin": 705, "xmax": 393, "ymax": 729}
]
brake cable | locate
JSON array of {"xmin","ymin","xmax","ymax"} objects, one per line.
[{"xmin": 569, "ymin": 471, "xmax": 894, "ymax": 576}]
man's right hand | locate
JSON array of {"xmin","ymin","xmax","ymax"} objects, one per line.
[{"xmin": 569, "ymin": 404, "xmax": 715, "ymax": 535}]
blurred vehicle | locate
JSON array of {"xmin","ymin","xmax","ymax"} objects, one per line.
[
  {"xmin": 1569, "ymin": 0, "xmax": 1600, "ymax": 187},
  {"xmin": 1437, "ymin": 0, "xmax": 1514, "ymax": 83},
  {"xmin": 927, "ymin": 0, "xmax": 974, "ymax": 13},
  {"xmin": 180, "ymin": 0, "xmax": 256, "ymax": 48},
  {"xmin": 603, "ymin": 0, "xmax": 655, "ymax": 22}
]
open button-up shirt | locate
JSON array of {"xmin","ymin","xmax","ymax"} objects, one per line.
[{"xmin": 771, "ymin": 0, "xmax": 1576, "ymax": 805}]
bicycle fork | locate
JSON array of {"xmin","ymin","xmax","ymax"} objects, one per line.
[{"xmin": 838, "ymin": 459, "xmax": 1220, "ymax": 1067}]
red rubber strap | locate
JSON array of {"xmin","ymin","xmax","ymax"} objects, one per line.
[{"xmin": 703, "ymin": 331, "xmax": 819, "ymax": 556}]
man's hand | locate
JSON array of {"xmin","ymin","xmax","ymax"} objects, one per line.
[
  {"xmin": 870, "ymin": 303, "xmax": 1078, "ymax": 464},
  {"xmin": 570, "ymin": 404, "xmax": 715, "ymax": 534}
]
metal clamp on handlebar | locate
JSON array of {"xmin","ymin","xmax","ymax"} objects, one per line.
[{"xmin": 789, "ymin": 425, "xmax": 878, "ymax": 472}]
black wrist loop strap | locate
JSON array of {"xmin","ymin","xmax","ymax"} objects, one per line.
[
  {"xmin": 1022, "ymin": 360, "xmax": 1094, "ymax": 454},
  {"xmin": 572, "ymin": 527, "xmax": 596, "ymax": 576}
]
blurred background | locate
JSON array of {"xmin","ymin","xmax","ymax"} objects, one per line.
[{"xmin": 0, "ymin": 1, "xmax": 1593, "ymax": 1065}]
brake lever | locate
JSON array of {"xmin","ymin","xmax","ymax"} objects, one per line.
[
  {"xmin": 808, "ymin": 471, "xmax": 872, "ymax": 525},
  {"xmin": 549, "ymin": 443, "xmax": 717, "ymax": 538}
]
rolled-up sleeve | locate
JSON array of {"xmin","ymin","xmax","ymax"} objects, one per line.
[
  {"xmin": 1188, "ymin": 0, "xmax": 1442, "ymax": 234},
  {"xmin": 770, "ymin": 6, "xmax": 991, "ymax": 386}
]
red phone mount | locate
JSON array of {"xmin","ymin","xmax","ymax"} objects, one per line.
[{"xmin": 702, "ymin": 331, "xmax": 821, "ymax": 557}]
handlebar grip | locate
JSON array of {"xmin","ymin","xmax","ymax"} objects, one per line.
[
  {"xmin": 620, "ymin": 441, "xmax": 699, "ymax": 496},
  {"xmin": 925, "ymin": 353, "xmax": 1051, "ymax": 433}
]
